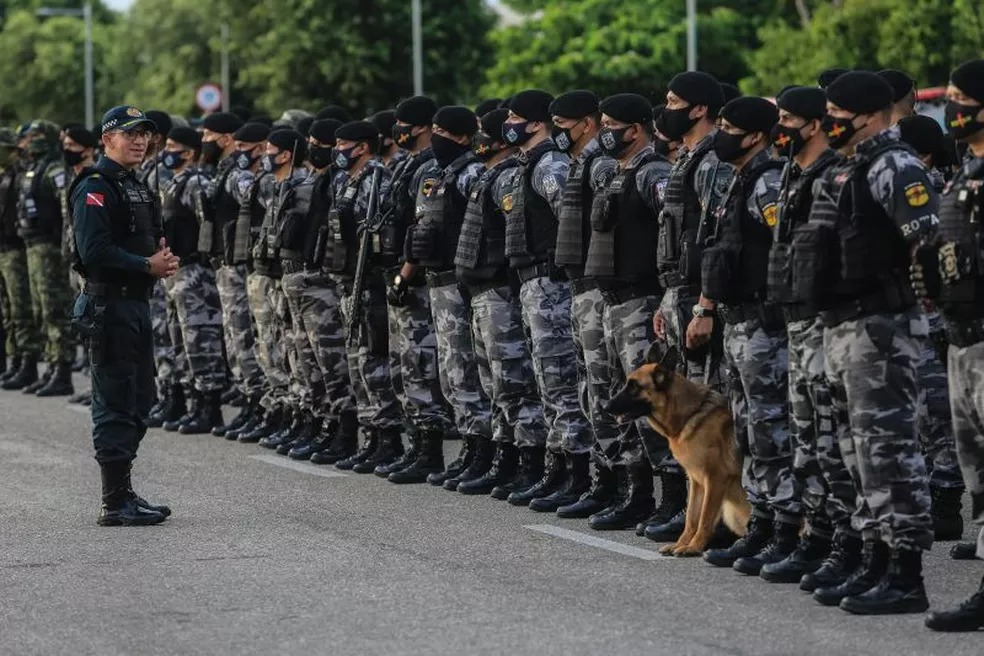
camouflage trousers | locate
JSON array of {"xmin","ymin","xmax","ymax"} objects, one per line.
[
  {"xmin": 947, "ymin": 339, "xmax": 984, "ymax": 530},
  {"xmin": 519, "ymin": 276, "xmax": 591, "ymax": 454},
  {"xmin": 723, "ymin": 315, "xmax": 800, "ymax": 525},
  {"xmin": 470, "ymin": 283, "xmax": 545, "ymax": 447},
  {"xmin": 572, "ymin": 286, "xmax": 618, "ymax": 462},
  {"xmin": 150, "ymin": 281, "xmax": 178, "ymax": 390},
  {"xmin": 246, "ymin": 273, "xmax": 291, "ymax": 410},
  {"xmin": 282, "ymin": 271, "xmax": 355, "ymax": 420},
  {"xmin": 216, "ymin": 264, "xmax": 266, "ymax": 399},
  {"xmin": 787, "ymin": 316, "xmax": 855, "ymax": 539},
  {"xmin": 430, "ymin": 279, "xmax": 492, "ymax": 439},
  {"xmin": 917, "ymin": 309, "xmax": 963, "ymax": 490},
  {"xmin": 386, "ymin": 279, "xmax": 452, "ymax": 434},
  {"xmin": 25, "ymin": 242, "xmax": 74, "ymax": 364},
  {"xmin": 0, "ymin": 248, "xmax": 41, "ymax": 356},
  {"xmin": 602, "ymin": 290, "xmax": 677, "ymax": 473},
  {"xmin": 824, "ymin": 309, "xmax": 933, "ymax": 551},
  {"xmin": 333, "ymin": 276, "xmax": 401, "ymax": 431},
  {"xmin": 659, "ymin": 285, "xmax": 726, "ymax": 390},
  {"xmin": 163, "ymin": 263, "xmax": 226, "ymax": 392}
]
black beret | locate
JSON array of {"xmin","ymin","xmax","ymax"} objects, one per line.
[
  {"xmin": 475, "ymin": 98, "xmax": 502, "ymax": 117},
  {"xmin": 309, "ymin": 118, "xmax": 342, "ymax": 145},
  {"xmin": 145, "ymin": 110, "xmax": 172, "ymax": 136},
  {"xmin": 599, "ymin": 93, "xmax": 653, "ymax": 126},
  {"xmin": 167, "ymin": 126, "xmax": 202, "ymax": 150},
  {"xmin": 817, "ymin": 68, "xmax": 849, "ymax": 89},
  {"xmin": 296, "ymin": 116, "xmax": 315, "ymax": 137},
  {"xmin": 233, "ymin": 122, "xmax": 270, "ymax": 143},
  {"xmin": 370, "ymin": 110, "xmax": 397, "ymax": 139},
  {"xmin": 549, "ymin": 90, "xmax": 600, "ymax": 120},
  {"xmin": 898, "ymin": 115, "xmax": 944, "ymax": 156},
  {"xmin": 65, "ymin": 126, "xmax": 98, "ymax": 149},
  {"xmin": 776, "ymin": 86, "xmax": 827, "ymax": 121},
  {"xmin": 720, "ymin": 83, "xmax": 742, "ymax": 104},
  {"xmin": 508, "ymin": 89, "xmax": 555, "ymax": 122},
  {"xmin": 479, "ymin": 108, "xmax": 510, "ymax": 140},
  {"xmin": 668, "ymin": 72, "xmax": 725, "ymax": 109},
  {"xmin": 826, "ymin": 71, "xmax": 894, "ymax": 114},
  {"xmin": 230, "ymin": 105, "xmax": 253, "ymax": 123},
  {"xmin": 951, "ymin": 59, "xmax": 984, "ymax": 105},
  {"xmin": 434, "ymin": 105, "xmax": 478, "ymax": 138},
  {"xmin": 316, "ymin": 105, "xmax": 352, "ymax": 123},
  {"xmin": 877, "ymin": 69, "xmax": 915, "ymax": 102},
  {"xmin": 248, "ymin": 114, "xmax": 273, "ymax": 127},
  {"xmin": 202, "ymin": 111, "xmax": 243, "ymax": 134},
  {"xmin": 720, "ymin": 96, "xmax": 779, "ymax": 134},
  {"xmin": 395, "ymin": 96, "xmax": 439, "ymax": 127},
  {"xmin": 267, "ymin": 128, "xmax": 306, "ymax": 154},
  {"xmin": 335, "ymin": 120, "xmax": 379, "ymax": 143}
]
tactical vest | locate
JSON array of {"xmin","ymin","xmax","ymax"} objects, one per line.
[
  {"xmin": 304, "ymin": 172, "xmax": 335, "ymax": 269},
  {"xmin": 766, "ymin": 150, "xmax": 839, "ymax": 305},
  {"xmin": 934, "ymin": 156, "xmax": 984, "ymax": 320},
  {"xmin": 230, "ymin": 173, "xmax": 265, "ymax": 266},
  {"xmin": 160, "ymin": 171, "xmax": 201, "ymax": 260},
  {"xmin": 385, "ymin": 149, "xmax": 434, "ymax": 261},
  {"xmin": 321, "ymin": 167, "xmax": 371, "ymax": 276},
  {"xmin": 0, "ymin": 167, "xmax": 22, "ymax": 251},
  {"xmin": 657, "ymin": 137, "xmax": 714, "ymax": 277},
  {"xmin": 584, "ymin": 151, "xmax": 663, "ymax": 281},
  {"xmin": 277, "ymin": 178, "xmax": 312, "ymax": 263},
  {"xmin": 201, "ymin": 160, "xmax": 239, "ymax": 258},
  {"xmin": 17, "ymin": 158, "xmax": 64, "ymax": 245},
  {"xmin": 253, "ymin": 175, "xmax": 306, "ymax": 277},
  {"xmin": 504, "ymin": 140, "xmax": 560, "ymax": 268},
  {"xmin": 791, "ymin": 136, "xmax": 916, "ymax": 311},
  {"xmin": 455, "ymin": 158, "xmax": 518, "ymax": 282},
  {"xmin": 69, "ymin": 164, "xmax": 158, "ymax": 287},
  {"xmin": 555, "ymin": 147, "xmax": 604, "ymax": 274},
  {"xmin": 410, "ymin": 154, "xmax": 474, "ymax": 271}
]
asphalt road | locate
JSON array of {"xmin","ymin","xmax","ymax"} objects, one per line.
[{"xmin": 2, "ymin": 375, "xmax": 982, "ymax": 656}]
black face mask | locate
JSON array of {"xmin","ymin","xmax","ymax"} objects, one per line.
[
  {"xmin": 472, "ymin": 133, "xmax": 502, "ymax": 162},
  {"xmin": 234, "ymin": 148, "xmax": 257, "ymax": 171},
  {"xmin": 333, "ymin": 145, "xmax": 359, "ymax": 171},
  {"xmin": 770, "ymin": 123, "xmax": 808, "ymax": 157},
  {"xmin": 63, "ymin": 149, "xmax": 85, "ymax": 166},
  {"xmin": 598, "ymin": 125, "xmax": 634, "ymax": 158},
  {"xmin": 659, "ymin": 106, "xmax": 700, "ymax": 140},
  {"xmin": 712, "ymin": 130, "xmax": 752, "ymax": 163},
  {"xmin": 821, "ymin": 114, "xmax": 860, "ymax": 150},
  {"xmin": 308, "ymin": 145, "xmax": 334, "ymax": 170},
  {"xmin": 431, "ymin": 134, "xmax": 470, "ymax": 168},
  {"xmin": 944, "ymin": 101, "xmax": 984, "ymax": 140},
  {"xmin": 392, "ymin": 124, "xmax": 418, "ymax": 151},
  {"xmin": 260, "ymin": 153, "xmax": 283, "ymax": 174},
  {"xmin": 551, "ymin": 121, "xmax": 583, "ymax": 153},
  {"xmin": 201, "ymin": 139, "xmax": 222, "ymax": 166},
  {"xmin": 502, "ymin": 120, "xmax": 534, "ymax": 146}
]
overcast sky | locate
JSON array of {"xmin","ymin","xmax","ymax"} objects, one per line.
[{"xmin": 104, "ymin": 0, "xmax": 133, "ymax": 10}]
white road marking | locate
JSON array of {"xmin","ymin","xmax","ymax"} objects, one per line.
[
  {"xmin": 66, "ymin": 404, "xmax": 90, "ymax": 415},
  {"xmin": 249, "ymin": 454, "xmax": 348, "ymax": 478},
  {"xmin": 525, "ymin": 524, "xmax": 683, "ymax": 561}
]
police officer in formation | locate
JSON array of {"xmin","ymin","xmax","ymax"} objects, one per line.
[{"xmin": 9, "ymin": 57, "xmax": 984, "ymax": 633}]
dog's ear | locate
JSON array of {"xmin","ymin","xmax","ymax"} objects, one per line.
[
  {"xmin": 660, "ymin": 345, "xmax": 679, "ymax": 373},
  {"xmin": 645, "ymin": 341, "xmax": 666, "ymax": 365},
  {"xmin": 650, "ymin": 365, "xmax": 674, "ymax": 390}
]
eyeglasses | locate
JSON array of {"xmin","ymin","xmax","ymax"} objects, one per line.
[{"xmin": 107, "ymin": 129, "xmax": 152, "ymax": 141}]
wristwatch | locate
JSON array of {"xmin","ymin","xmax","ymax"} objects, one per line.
[
  {"xmin": 392, "ymin": 274, "xmax": 403, "ymax": 288},
  {"xmin": 692, "ymin": 304, "xmax": 715, "ymax": 318},
  {"xmin": 144, "ymin": 257, "xmax": 152, "ymax": 273}
]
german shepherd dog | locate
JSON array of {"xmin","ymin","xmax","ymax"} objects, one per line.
[{"xmin": 606, "ymin": 344, "xmax": 750, "ymax": 556}]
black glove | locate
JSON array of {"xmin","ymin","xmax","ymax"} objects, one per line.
[{"xmin": 387, "ymin": 277, "xmax": 409, "ymax": 307}]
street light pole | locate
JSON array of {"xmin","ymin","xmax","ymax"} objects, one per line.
[
  {"xmin": 686, "ymin": 0, "xmax": 697, "ymax": 72},
  {"xmin": 220, "ymin": 22, "xmax": 230, "ymax": 111},
  {"xmin": 412, "ymin": 0, "xmax": 423, "ymax": 95},
  {"xmin": 37, "ymin": 2, "xmax": 94, "ymax": 129}
]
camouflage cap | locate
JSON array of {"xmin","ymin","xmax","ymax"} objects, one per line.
[{"xmin": 27, "ymin": 119, "xmax": 61, "ymax": 142}]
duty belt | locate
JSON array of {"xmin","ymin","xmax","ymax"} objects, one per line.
[
  {"xmin": 819, "ymin": 291, "xmax": 913, "ymax": 328},
  {"xmin": 599, "ymin": 283, "xmax": 659, "ymax": 306},
  {"xmin": 658, "ymin": 270, "xmax": 684, "ymax": 289},
  {"xmin": 425, "ymin": 269, "xmax": 459, "ymax": 288},
  {"xmin": 281, "ymin": 259, "xmax": 307, "ymax": 275},
  {"xmin": 516, "ymin": 262, "xmax": 567, "ymax": 284},
  {"xmin": 570, "ymin": 277, "xmax": 599, "ymax": 295},
  {"xmin": 782, "ymin": 302, "xmax": 819, "ymax": 324},
  {"xmin": 947, "ymin": 318, "xmax": 984, "ymax": 349},
  {"xmin": 83, "ymin": 282, "xmax": 152, "ymax": 301},
  {"xmin": 719, "ymin": 301, "xmax": 784, "ymax": 328}
]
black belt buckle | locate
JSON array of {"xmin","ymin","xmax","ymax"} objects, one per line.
[{"xmin": 948, "ymin": 319, "xmax": 984, "ymax": 349}]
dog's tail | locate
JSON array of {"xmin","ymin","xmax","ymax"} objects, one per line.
[{"xmin": 721, "ymin": 493, "xmax": 752, "ymax": 537}]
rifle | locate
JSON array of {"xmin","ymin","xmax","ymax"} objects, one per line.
[{"xmin": 346, "ymin": 166, "xmax": 383, "ymax": 348}]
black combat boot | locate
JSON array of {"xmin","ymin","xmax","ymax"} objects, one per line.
[
  {"xmin": 389, "ymin": 432, "xmax": 445, "ymax": 484},
  {"xmin": 274, "ymin": 409, "xmax": 309, "ymax": 455},
  {"xmin": 336, "ymin": 429, "xmax": 379, "ymax": 471},
  {"xmin": 375, "ymin": 432, "xmax": 420, "ymax": 478},
  {"xmin": 147, "ymin": 385, "xmax": 181, "ymax": 428},
  {"xmin": 949, "ymin": 541, "xmax": 981, "ymax": 561},
  {"xmin": 214, "ymin": 394, "xmax": 258, "ymax": 438},
  {"xmin": 97, "ymin": 461, "xmax": 166, "ymax": 527},
  {"xmin": 840, "ymin": 547, "xmax": 929, "ymax": 614},
  {"xmin": 813, "ymin": 539, "xmax": 890, "ymax": 606},
  {"xmin": 556, "ymin": 462, "xmax": 618, "ymax": 519},
  {"xmin": 0, "ymin": 354, "xmax": 21, "ymax": 384},
  {"xmin": 589, "ymin": 462, "xmax": 656, "ymax": 531},
  {"xmin": 457, "ymin": 442, "xmax": 519, "ymax": 495},
  {"xmin": 163, "ymin": 388, "xmax": 198, "ymax": 432},
  {"xmin": 68, "ymin": 389, "xmax": 92, "ymax": 405},
  {"xmin": 639, "ymin": 470, "xmax": 688, "ymax": 539},
  {"xmin": 507, "ymin": 449, "xmax": 566, "ymax": 506},
  {"xmin": 257, "ymin": 407, "xmax": 298, "ymax": 449},
  {"xmin": 800, "ymin": 533, "xmax": 863, "ymax": 592},
  {"xmin": 123, "ymin": 462, "xmax": 171, "ymax": 518},
  {"xmin": 288, "ymin": 416, "xmax": 333, "ymax": 460},
  {"xmin": 925, "ymin": 575, "xmax": 984, "ymax": 631},
  {"xmin": 35, "ymin": 361, "xmax": 74, "ymax": 397},
  {"xmin": 703, "ymin": 513, "xmax": 773, "ymax": 568},
  {"xmin": 221, "ymin": 386, "xmax": 243, "ymax": 406},
  {"xmin": 278, "ymin": 411, "xmax": 319, "ymax": 456},
  {"xmin": 242, "ymin": 405, "xmax": 286, "ymax": 444},
  {"xmin": 931, "ymin": 486, "xmax": 964, "ymax": 541},
  {"xmin": 530, "ymin": 452, "xmax": 591, "ymax": 513},
  {"xmin": 446, "ymin": 437, "xmax": 495, "ymax": 491},
  {"xmin": 178, "ymin": 390, "xmax": 224, "ymax": 434},
  {"xmin": 2, "ymin": 353, "xmax": 38, "ymax": 390},
  {"xmin": 311, "ymin": 412, "xmax": 359, "ymax": 465},
  {"xmin": 353, "ymin": 427, "xmax": 404, "ymax": 473},
  {"xmin": 491, "ymin": 445, "xmax": 546, "ymax": 501},
  {"xmin": 733, "ymin": 518, "xmax": 801, "ymax": 575},
  {"xmin": 22, "ymin": 362, "xmax": 52, "ymax": 394},
  {"xmin": 760, "ymin": 529, "xmax": 832, "ymax": 584},
  {"xmin": 429, "ymin": 435, "xmax": 475, "ymax": 487}
]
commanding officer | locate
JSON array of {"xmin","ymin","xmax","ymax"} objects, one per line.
[
  {"xmin": 794, "ymin": 72, "xmax": 937, "ymax": 615},
  {"xmin": 70, "ymin": 105, "xmax": 179, "ymax": 526},
  {"xmin": 18, "ymin": 120, "xmax": 75, "ymax": 397}
]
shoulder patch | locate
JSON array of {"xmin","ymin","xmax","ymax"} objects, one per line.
[
  {"xmin": 53, "ymin": 172, "xmax": 66, "ymax": 189},
  {"xmin": 421, "ymin": 178, "xmax": 438, "ymax": 197},
  {"xmin": 762, "ymin": 203, "xmax": 778, "ymax": 227},
  {"xmin": 542, "ymin": 174, "xmax": 560, "ymax": 195},
  {"xmin": 502, "ymin": 194, "xmax": 514, "ymax": 212},
  {"xmin": 904, "ymin": 181, "xmax": 929, "ymax": 207}
]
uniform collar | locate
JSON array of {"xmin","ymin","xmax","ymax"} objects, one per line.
[
  {"xmin": 95, "ymin": 155, "xmax": 132, "ymax": 180},
  {"xmin": 854, "ymin": 126, "xmax": 900, "ymax": 159}
]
